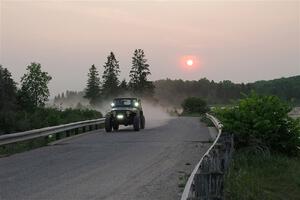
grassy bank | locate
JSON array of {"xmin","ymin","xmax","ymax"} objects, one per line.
[
  {"xmin": 225, "ymin": 151, "xmax": 300, "ymax": 200},
  {"xmin": 1, "ymin": 107, "xmax": 102, "ymax": 135}
]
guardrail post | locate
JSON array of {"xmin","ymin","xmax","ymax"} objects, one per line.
[
  {"xmin": 66, "ymin": 130, "xmax": 70, "ymax": 137},
  {"xmin": 56, "ymin": 132, "xmax": 61, "ymax": 140},
  {"xmin": 196, "ymin": 156, "xmax": 210, "ymax": 199},
  {"xmin": 82, "ymin": 126, "xmax": 86, "ymax": 133},
  {"xmin": 44, "ymin": 136, "xmax": 49, "ymax": 144}
]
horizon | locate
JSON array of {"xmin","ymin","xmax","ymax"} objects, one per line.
[{"xmin": 1, "ymin": 1, "xmax": 299, "ymax": 97}]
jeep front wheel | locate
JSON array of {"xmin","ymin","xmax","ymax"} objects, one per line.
[
  {"xmin": 105, "ymin": 117, "xmax": 112, "ymax": 132},
  {"xmin": 133, "ymin": 115, "xmax": 140, "ymax": 131}
]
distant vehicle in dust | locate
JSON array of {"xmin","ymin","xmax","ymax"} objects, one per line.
[{"xmin": 105, "ymin": 98, "xmax": 145, "ymax": 132}]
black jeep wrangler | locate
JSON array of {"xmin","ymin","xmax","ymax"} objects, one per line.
[{"xmin": 105, "ymin": 98, "xmax": 145, "ymax": 132}]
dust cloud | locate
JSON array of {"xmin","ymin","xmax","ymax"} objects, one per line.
[
  {"xmin": 141, "ymin": 100, "xmax": 173, "ymax": 129},
  {"xmin": 50, "ymin": 94, "xmax": 175, "ymax": 129}
]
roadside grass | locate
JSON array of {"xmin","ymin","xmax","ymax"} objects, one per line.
[
  {"xmin": 0, "ymin": 108, "xmax": 102, "ymax": 135},
  {"xmin": 178, "ymin": 172, "xmax": 190, "ymax": 191},
  {"xmin": 199, "ymin": 115, "xmax": 214, "ymax": 127},
  {"xmin": 0, "ymin": 137, "xmax": 54, "ymax": 156},
  {"xmin": 225, "ymin": 151, "xmax": 300, "ymax": 200}
]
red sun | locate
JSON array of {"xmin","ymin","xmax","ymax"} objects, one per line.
[
  {"xmin": 186, "ymin": 59, "xmax": 193, "ymax": 66},
  {"xmin": 180, "ymin": 55, "xmax": 201, "ymax": 71}
]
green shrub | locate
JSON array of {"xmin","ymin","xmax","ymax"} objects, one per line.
[
  {"xmin": 181, "ymin": 97, "xmax": 209, "ymax": 115},
  {"xmin": 215, "ymin": 92, "xmax": 300, "ymax": 155}
]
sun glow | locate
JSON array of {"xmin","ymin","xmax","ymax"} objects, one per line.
[
  {"xmin": 180, "ymin": 55, "xmax": 201, "ymax": 71},
  {"xmin": 186, "ymin": 59, "xmax": 193, "ymax": 66}
]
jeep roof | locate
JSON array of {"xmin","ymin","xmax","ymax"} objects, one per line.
[{"xmin": 111, "ymin": 98, "xmax": 141, "ymax": 108}]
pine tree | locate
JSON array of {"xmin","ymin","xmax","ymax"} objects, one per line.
[
  {"xmin": 118, "ymin": 79, "xmax": 128, "ymax": 95},
  {"xmin": 0, "ymin": 65, "xmax": 17, "ymax": 109},
  {"xmin": 101, "ymin": 52, "xmax": 120, "ymax": 99},
  {"xmin": 0, "ymin": 65, "xmax": 18, "ymax": 133},
  {"xmin": 119, "ymin": 79, "xmax": 128, "ymax": 90},
  {"xmin": 19, "ymin": 62, "xmax": 52, "ymax": 108},
  {"xmin": 84, "ymin": 64, "xmax": 101, "ymax": 105},
  {"xmin": 129, "ymin": 49, "xmax": 154, "ymax": 97}
]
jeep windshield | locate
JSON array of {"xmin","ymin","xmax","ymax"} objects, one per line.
[{"xmin": 111, "ymin": 98, "xmax": 137, "ymax": 107}]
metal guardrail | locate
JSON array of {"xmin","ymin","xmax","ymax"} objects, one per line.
[
  {"xmin": 0, "ymin": 118, "xmax": 105, "ymax": 146},
  {"xmin": 181, "ymin": 113, "xmax": 233, "ymax": 200}
]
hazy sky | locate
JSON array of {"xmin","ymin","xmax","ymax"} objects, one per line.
[{"xmin": 1, "ymin": 0, "xmax": 299, "ymax": 96}]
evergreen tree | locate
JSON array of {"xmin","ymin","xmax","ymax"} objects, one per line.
[
  {"xmin": 0, "ymin": 65, "xmax": 18, "ymax": 133},
  {"xmin": 19, "ymin": 63, "xmax": 52, "ymax": 109},
  {"xmin": 129, "ymin": 49, "xmax": 154, "ymax": 97},
  {"xmin": 118, "ymin": 79, "xmax": 128, "ymax": 95},
  {"xmin": 0, "ymin": 65, "xmax": 17, "ymax": 109},
  {"xmin": 119, "ymin": 79, "xmax": 128, "ymax": 90},
  {"xmin": 84, "ymin": 64, "xmax": 101, "ymax": 105},
  {"xmin": 101, "ymin": 52, "xmax": 120, "ymax": 99}
]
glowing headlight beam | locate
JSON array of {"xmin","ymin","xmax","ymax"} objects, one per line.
[
  {"xmin": 117, "ymin": 114, "xmax": 124, "ymax": 119},
  {"xmin": 111, "ymin": 102, "xmax": 115, "ymax": 107},
  {"xmin": 134, "ymin": 102, "xmax": 139, "ymax": 107}
]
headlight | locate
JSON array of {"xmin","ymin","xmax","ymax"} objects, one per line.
[
  {"xmin": 111, "ymin": 102, "xmax": 115, "ymax": 107},
  {"xmin": 134, "ymin": 102, "xmax": 139, "ymax": 107},
  {"xmin": 117, "ymin": 114, "xmax": 124, "ymax": 119}
]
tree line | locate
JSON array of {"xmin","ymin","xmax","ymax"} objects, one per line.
[
  {"xmin": 155, "ymin": 76, "xmax": 300, "ymax": 107},
  {"xmin": 84, "ymin": 49, "xmax": 154, "ymax": 105},
  {"xmin": 54, "ymin": 75, "xmax": 300, "ymax": 109}
]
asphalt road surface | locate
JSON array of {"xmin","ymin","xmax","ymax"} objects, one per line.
[{"xmin": 0, "ymin": 117, "xmax": 212, "ymax": 200}]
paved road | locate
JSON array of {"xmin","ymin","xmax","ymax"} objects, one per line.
[{"xmin": 0, "ymin": 117, "xmax": 211, "ymax": 200}]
